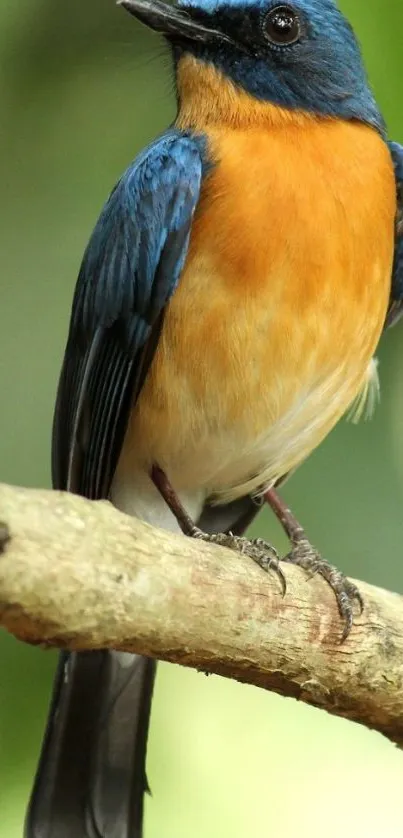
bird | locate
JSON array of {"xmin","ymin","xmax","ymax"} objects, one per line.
[{"xmin": 25, "ymin": 0, "xmax": 403, "ymax": 836}]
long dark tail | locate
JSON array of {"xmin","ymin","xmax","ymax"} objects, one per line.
[{"xmin": 25, "ymin": 651, "xmax": 156, "ymax": 838}]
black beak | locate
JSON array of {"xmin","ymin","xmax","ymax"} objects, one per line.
[{"xmin": 118, "ymin": 0, "xmax": 229, "ymax": 46}]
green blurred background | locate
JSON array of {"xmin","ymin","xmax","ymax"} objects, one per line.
[{"xmin": 1, "ymin": 0, "xmax": 403, "ymax": 835}]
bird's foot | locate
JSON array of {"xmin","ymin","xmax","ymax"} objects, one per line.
[
  {"xmin": 283, "ymin": 533, "xmax": 363, "ymax": 641},
  {"xmin": 190, "ymin": 527, "xmax": 286, "ymax": 595}
]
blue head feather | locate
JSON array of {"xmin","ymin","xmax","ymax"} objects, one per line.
[{"xmin": 175, "ymin": 0, "xmax": 384, "ymax": 132}]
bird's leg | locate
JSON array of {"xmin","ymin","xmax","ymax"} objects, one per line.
[
  {"xmin": 151, "ymin": 465, "xmax": 286, "ymax": 594},
  {"xmin": 150, "ymin": 465, "xmax": 197, "ymax": 534},
  {"xmin": 264, "ymin": 487, "xmax": 363, "ymax": 640}
]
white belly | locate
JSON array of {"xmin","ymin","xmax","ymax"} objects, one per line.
[
  {"xmin": 112, "ymin": 356, "xmax": 378, "ymax": 521},
  {"xmin": 206, "ymin": 358, "xmax": 379, "ymax": 503}
]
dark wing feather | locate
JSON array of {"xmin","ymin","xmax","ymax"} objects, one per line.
[
  {"xmin": 52, "ymin": 131, "xmax": 203, "ymax": 497},
  {"xmin": 385, "ymin": 141, "xmax": 403, "ymax": 329}
]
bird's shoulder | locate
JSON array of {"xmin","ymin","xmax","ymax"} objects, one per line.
[{"xmin": 70, "ymin": 129, "xmax": 209, "ymax": 346}]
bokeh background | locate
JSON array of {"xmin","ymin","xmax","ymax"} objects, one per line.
[{"xmin": 1, "ymin": 0, "xmax": 403, "ymax": 836}]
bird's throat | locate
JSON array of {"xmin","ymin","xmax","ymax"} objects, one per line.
[{"xmin": 175, "ymin": 55, "xmax": 317, "ymax": 131}]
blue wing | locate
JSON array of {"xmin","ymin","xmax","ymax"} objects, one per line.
[
  {"xmin": 386, "ymin": 141, "xmax": 403, "ymax": 329},
  {"xmin": 53, "ymin": 130, "xmax": 204, "ymax": 498}
]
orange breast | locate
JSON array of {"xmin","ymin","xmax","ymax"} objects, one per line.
[{"xmin": 119, "ymin": 109, "xmax": 396, "ymax": 502}]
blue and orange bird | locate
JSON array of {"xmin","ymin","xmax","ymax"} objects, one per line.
[{"xmin": 26, "ymin": 0, "xmax": 403, "ymax": 836}]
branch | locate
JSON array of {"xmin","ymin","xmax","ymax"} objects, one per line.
[{"xmin": 0, "ymin": 482, "xmax": 402, "ymax": 747}]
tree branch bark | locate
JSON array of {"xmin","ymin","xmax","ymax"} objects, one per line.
[{"xmin": 0, "ymin": 481, "xmax": 402, "ymax": 746}]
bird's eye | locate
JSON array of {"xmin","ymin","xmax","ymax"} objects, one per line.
[{"xmin": 263, "ymin": 5, "xmax": 301, "ymax": 46}]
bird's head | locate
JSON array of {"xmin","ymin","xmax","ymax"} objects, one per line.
[{"xmin": 120, "ymin": 0, "xmax": 384, "ymax": 131}]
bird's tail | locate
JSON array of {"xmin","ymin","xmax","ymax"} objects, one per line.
[{"xmin": 25, "ymin": 650, "xmax": 156, "ymax": 838}]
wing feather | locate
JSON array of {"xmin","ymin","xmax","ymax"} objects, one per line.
[
  {"xmin": 386, "ymin": 141, "xmax": 403, "ymax": 328},
  {"xmin": 52, "ymin": 131, "xmax": 204, "ymax": 499}
]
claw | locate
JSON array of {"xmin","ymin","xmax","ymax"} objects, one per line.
[
  {"xmin": 269, "ymin": 560, "xmax": 287, "ymax": 597},
  {"xmin": 247, "ymin": 538, "xmax": 286, "ymax": 596},
  {"xmin": 354, "ymin": 589, "xmax": 365, "ymax": 616},
  {"xmin": 340, "ymin": 613, "xmax": 353, "ymax": 644},
  {"xmin": 284, "ymin": 536, "xmax": 363, "ymax": 642},
  {"xmin": 189, "ymin": 529, "xmax": 286, "ymax": 595}
]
